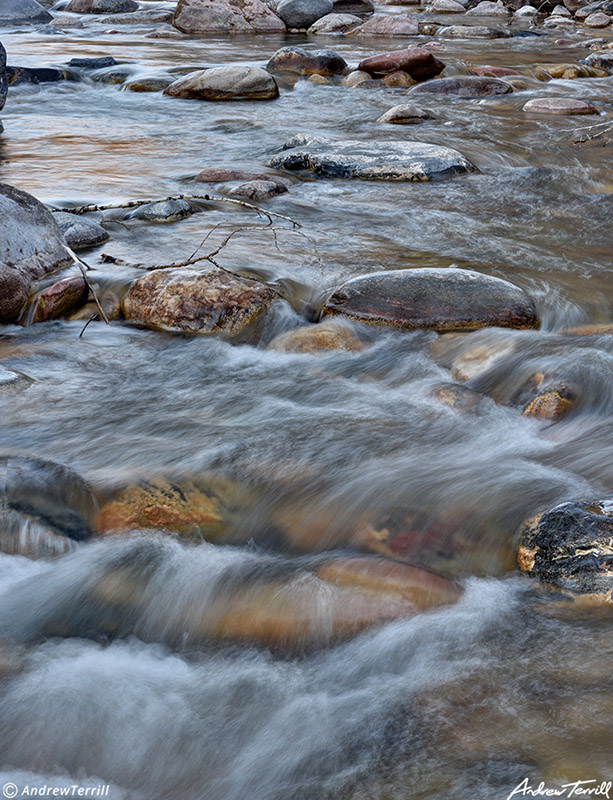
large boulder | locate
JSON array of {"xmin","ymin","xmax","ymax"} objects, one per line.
[
  {"xmin": 0, "ymin": 182, "xmax": 74, "ymax": 323},
  {"xmin": 0, "ymin": 0, "xmax": 52, "ymax": 25},
  {"xmin": 163, "ymin": 66, "xmax": 278, "ymax": 101},
  {"xmin": 409, "ymin": 75, "xmax": 513, "ymax": 97},
  {"xmin": 518, "ymin": 500, "xmax": 613, "ymax": 603},
  {"xmin": 0, "ymin": 42, "xmax": 7, "ymax": 116},
  {"xmin": 266, "ymin": 46, "xmax": 348, "ymax": 75},
  {"xmin": 276, "ymin": 0, "xmax": 333, "ymax": 28},
  {"xmin": 122, "ymin": 266, "xmax": 276, "ymax": 337},
  {"xmin": 358, "ymin": 47, "xmax": 445, "ymax": 80},
  {"xmin": 270, "ymin": 135, "xmax": 474, "ymax": 181},
  {"xmin": 322, "ymin": 268, "xmax": 538, "ymax": 331},
  {"xmin": 172, "ymin": 0, "xmax": 286, "ymax": 33}
]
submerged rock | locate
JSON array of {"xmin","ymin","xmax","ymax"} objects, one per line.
[
  {"xmin": 266, "ymin": 46, "xmax": 348, "ymax": 76},
  {"xmin": 123, "ymin": 267, "xmax": 276, "ymax": 337},
  {"xmin": 276, "ymin": 0, "xmax": 333, "ymax": 27},
  {"xmin": 267, "ymin": 320, "xmax": 365, "ymax": 353},
  {"xmin": 164, "ymin": 66, "xmax": 279, "ymax": 101},
  {"xmin": 518, "ymin": 500, "xmax": 613, "ymax": 603},
  {"xmin": 409, "ymin": 75, "xmax": 513, "ymax": 97},
  {"xmin": 124, "ymin": 199, "xmax": 195, "ymax": 222},
  {"xmin": 270, "ymin": 135, "xmax": 474, "ymax": 181},
  {"xmin": 377, "ymin": 103, "xmax": 433, "ymax": 124},
  {"xmin": 0, "ymin": 455, "xmax": 96, "ymax": 556},
  {"xmin": 52, "ymin": 212, "xmax": 109, "ymax": 250},
  {"xmin": 172, "ymin": 0, "xmax": 286, "ymax": 33},
  {"xmin": 0, "ymin": 182, "xmax": 73, "ymax": 323},
  {"xmin": 126, "ymin": 76, "xmax": 174, "ymax": 93},
  {"xmin": 29, "ymin": 275, "xmax": 88, "ymax": 324},
  {"xmin": 0, "ymin": 0, "xmax": 51, "ymax": 25},
  {"xmin": 430, "ymin": 382, "xmax": 484, "ymax": 412},
  {"xmin": 322, "ymin": 269, "xmax": 538, "ymax": 332},
  {"xmin": 523, "ymin": 384, "xmax": 575, "ymax": 420}
]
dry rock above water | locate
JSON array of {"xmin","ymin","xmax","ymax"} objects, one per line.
[
  {"xmin": 307, "ymin": 12, "xmax": 362, "ymax": 32},
  {"xmin": 172, "ymin": 0, "xmax": 286, "ymax": 32},
  {"xmin": 322, "ymin": 268, "xmax": 538, "ymax": 332},
  {"xmin": 358, "ymin": 47, "xmax": 445, "ymax": 80},
  {"xmin": 270, "ymin": 135, "xmax": 474, "ymax": 181},
  {"xmin": 351, "ymin": 13, "xmax": 419, "ymax": 34},
  {"xmin": 266, "ymin": 46, "xmax": 348, "ymax": 75},
  {"xmin": 52, "ymin": 212, "xmax": 109, "ymax": 250},
  {"xmin": 0, "ymin": 0, "xmax": 51, "ymax": 25},
  {"xmin": 0, "ymin": 182, "xmax": 74, "ymax": 323},
  {"xmin": 409, "ymin": 75, "xmax": 513, "ymax": 97},
  {"xmin": 377, "ymin": 103, "xmax": 433, "ymax": 124},
  {"xmin": 522, "ymin": 97, "xmax": 599, "ymax": 114},
  {"xmin": 163, "ymin": 66, "xmax": 279, "ymax": 101},
  {"xmin": 276, "ymin": 0, "xmax": 333, "ymax": 28},
  {"xmin": 123, "ymin": 267, "xmax": 276, "ymax": 337}
]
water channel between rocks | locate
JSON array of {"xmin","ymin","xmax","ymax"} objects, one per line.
[{"xmin": 0, "ymin": 6, "xmax": 612, "ymax": 800}]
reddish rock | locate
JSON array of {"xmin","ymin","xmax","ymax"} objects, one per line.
[
  {"xmin": 30, "ymin": 275, "xmax": 88, "ymax": 324},
  {"xmin": 358, "ymin": 47, "xmax": 445, "ymax": 80},
  {"xmin": 472, "ymin": 65, "xmax": 522, "ymax": 77}
]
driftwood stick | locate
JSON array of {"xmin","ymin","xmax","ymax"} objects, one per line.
[{"xmin": 64, "ymin": 246, "xmax": 110, "ymax": 324}]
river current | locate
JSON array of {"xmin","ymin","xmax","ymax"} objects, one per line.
[{"xmin": 0, "ymin": 5, "xmax": 612, "ymax": 799}]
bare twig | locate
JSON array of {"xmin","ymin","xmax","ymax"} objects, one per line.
[
  {"xmin": 51, "ymin": 194, "xmax": 301, "ymax": 228},
  {"xmin": 79, "ymin": 312, "xmax": 99, "ymax": 338},
  {"xmin": 64, "ymin": 245, "xmax": 110, "ymax": 325}
]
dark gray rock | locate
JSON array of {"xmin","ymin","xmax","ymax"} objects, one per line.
[
  {"xmin": 0, "ymin": 0, "xmax": 52, "ymax": 25},
  {"xmin": 0, "ymin": 42, "xmax": 6, "ymax": 116},
  {"xmin": 124, "ymin": 199, "xmax": 195, "ymax": 222},
  {"xmin": 0, "ymin": 182, "xmax": 73, "ymax": 323},
  {"xmin": 228, "ymin": 180, "xmax": 288, "ymax": 200},
  {"xmin": 409, "ymin": 75, "xmax": 513, "ymax": 97},
  {"xmin": 266, "ymin": 46, "xmax": 348, "ymax": 76},
  {"xmin": 52, "ymin": 212, "xmax": 110, "ymax": 250},
  {"xmin": 67, "ymin": 56, "xmax": 118, "ymax": 70},
  {"xmin": 276, "ymin": 0, "xmax": 333, "ymax": 27},
  {"xmin": 518, "ymin": 499, "xmax": 613, "ymax": 602},
  {"xmin": 322, "ymin": 268, "xmax": 538, "ymax": 331},
  {"xmin": 270, "ymin": 135, "xmax": 474, "ymax": 181},
  {"xmin": 65, "ymin": 0, "xmax": 138, "ymax": 12},
  {"xmin": 6, "ymin": 66, "xmax": 80, "ymax": 86}
]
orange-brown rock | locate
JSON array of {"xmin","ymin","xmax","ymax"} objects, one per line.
[
  {"xmin": 430, "ymin": 382, "xmax": 484, "ymax": 412},
  {"xmin": 267, "ymin": 321, "xmax": 365, "ymax": 354},
  {"xmin": 523, "ymin": 388, "xmax": 574, "ymax": 421}
]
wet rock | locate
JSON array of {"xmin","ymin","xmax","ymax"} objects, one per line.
[
  {"xmin": 102, "ymin": 9, "xmax": 173, "ymax": 23},
  {"xmin": 438, "ymin": 24, "xmax": 512, "ymax": 35},
  {"xmin": 126, "ymin": 76, "xmax": 174, "ymax": 93},
  {"xmin": 172, "ymin": 0, "xmax": 285, "ymax": 33},
  {"xmin": 163, "ymin": 66, "xmax": 279, "ymax": 101},
  {"xmin": 124, "ymin": 199, "xmax": 195, "ymax": 222},
  {"xmin": 343, "ymin": 69, "xmax": 371, "ymax": 86},
  {"xmin": 52, "ymin": 212, "xmax": 109, "ymax": 250},
  {"xmin": 51, "ymin": 15, "xmax": 85, "ymax": 28},
  {"xmin": 0, "ymin": 455, "xmax": 96, "ymax": 549},
  {"xmin": 322, "ymin": 269, "xmax": 538, "ymax": 332},
  {"xmin": 67, "ymin": 56, "xmax": 118, "ymax": 70},
  {"xmin": 0, "ymin": 366, "xmax": 30, "ymax": 391},
  {"xmin": 277, "ymin": 0, "xmax": 333, "ymax": 27},
  {"xmin": 67, "ymin": 288, "xmax": 121, "ymax": 322},
  {"xmin": 563, "ymin": 0, "xmax": 588, "ymax": 10},
  {"xmin": 266, "ymin": 46, "xmax": 348, "ymax": 76},
  {"xmin": 194, "ymin": 167, "xmax": 285, "ymax": 183},
  {"xmin": 267, "ymin": 320, "xmax": 365, "ymax": 353},
  {"xmin": 91, "ymin": 67, "xmax": 132, "ymax": 85},
  {"xmin": 582, "ymin": 53, "xmax": 613, "ymax": 73},
  {"xmin": 65, "ymin": 0, "xmax": 138, "ymax": 12},
  {"xmin": 552, "ymin": 3, "xmax": 572, "ymax": 13},
  {"xmin": 514, "ymin": 4, "xmax": 538, "ymax": 13},
  {"xmin": 472, "ymin": 65, "xmax": 522, "ymax": 77},
  {"xmin": 409, "ymin": 75, "xmax": 513, "ymax": 97},
  {"xmin": 428, "ymin": 0, "xmax": 466, "ymax": 11},
  {"xmin": 228, "ymin": 180, "xmax": 288, "ymax": 201},
  {"xmin": 29, "ymin": 275, "xmax": 88, "ymax": 324},
  {"xmin": 518, "ymin": 499, "xmax": 613, "ymax": 603},
  {"xmin": 307, "ymin": 12, "xmax": 362, "ymax": 32},
  {"xmin": 123, "ymin": 266, "xmax": 276, "ymax": 337},
  {"xmin": 381, "ymin": 71, "xmax": 414, "ymax": 87},
  {"xmin": 358, "ymin": 47, "xmax": 445, "ymax": 80},
  {"xmin": 575, "ymin": 0, "xmax": 613, "ymax": 17},
  {"xmin": 0, "ymin": 0, "xmax": 52, "ymax": 25},
  {"xmin": 430, "ymin": 382, "xmax": 484, "ymax": 412},
  {"xmin": 270, "ymin": 135, "xmax": 474, "ymax": 181},
  {"xmin": 0, "ymin": 43, "xmax": 6, "ymax": 116},
  {"xmin": 544, "ymin": 13, "xmax": 575, "ymax": 24},
  {"xmin": 523, "ymin": 384, "xmax": 575, "ymax": 420},
  {"xmin": 332, "ymin": 0, "xmax": 374, "ymax": 11},
  {"xmin": 448, "ymin": 338, "xmax": 515, "ymax": 381},
  {"xmin": 377, "ymin": 103, "xmax": 433, "ymax": 124},
  {"xmin": 533, "ymin": 62, "xmax": 604, "ymax": 79},
  {"xmin": 6, "ymin": 66, "xmax": 78, "ymax": 86},
  {"xmin": 584, "ymin": 10, "xmax": 611, "ymax": 23},
  {"xmin": 561, "ymin": 323, "xmax": 613, "ymax": 335},
  {"xmin": 522, "ymin": 97, "xmax": 599, "ymax": 114},
  {"xmin": 351, "ymin": 13, "xmax": 419, "ymax": 34},
  {"xmin": 466, "ymin": 0, "xmax": 510, "ymax": 13},
  {"xmin": 96, "ymin": 477, "xmax": 255, "ymax": 539},
  {"xmin": 0, "ymin": 182, "xmax": 73, "ymax": 323}
]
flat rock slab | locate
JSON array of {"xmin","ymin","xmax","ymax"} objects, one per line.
[
  {"xmin": 522, "ymin": 97, "xmax": 599, "ymax": 115},
  {"xmin": 270, "ymin": 135, "xmax": 474, "ymax": 181},
  {"xmin": 172, "ymin": 0, "xmax": 285, "ymax": 32},
  {"xmin": 123, "ymin": 267, "xmax": 276, "ymax": 337},
  {"xmin": 322, "ymin": 268, "xmax": 538, "ymax": 331},
  {"xmin": 164, "ymin": 66, "xmax": 278, "ymax": 101},
  {"xmin": 409, "ymin": 75, "xmax": 513, "ymax": 97},
  {"xmin": 358, "ymin": 47, "xmax": 445, "ymax": 80},
  {"xmin": 518, "ymin": 499, "xmax": 613, "ymax": 602}
]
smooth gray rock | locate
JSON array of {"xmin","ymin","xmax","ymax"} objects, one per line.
[
  {"xmin": 270, "ymin": 135, "xmax": 474, "ymax": 181},
  {"xmin": 0, "ymin": 0, "xmax": 52, "ymax": 25},
  {"xmin": 409, "ymin": 75, "xmax": 512, "ymax": 98},
  {"xmin": 276, "ymin": 0, "xmax": 333, "ymax": 27},
  {"xmin": 172, "ymin": 0, "xmax": 286, "ymax": 33},
  {"xmin": 0, "ymin": 182, "xmax": 73, "ymax": 323},
  {"xmin": 164, "ymin": 66, "xmax": 279, "ymax": 101},
  {"xmin": 124, "ymin": 199, "xmax": 195, "ymax": 222},
  {"xmin": 52, "ymin": 212, "xmax": 110, "ymax": 250}
]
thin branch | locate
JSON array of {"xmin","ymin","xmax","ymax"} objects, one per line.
[
  {"xmin": 50, "ymin": 194, "xmax": 301, "ymax": 228},
  {"xmin": 79, "ymin": 312, "xmax": 99, "ymax": 338},
  {"xmin": 64, "ymin": 246, "xmax": 110, "ymax": 324}
]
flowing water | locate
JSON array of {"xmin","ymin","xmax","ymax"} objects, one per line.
[{"xmin": 0, "ymin": 7, "xmax": 613, "ymax": 799}]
